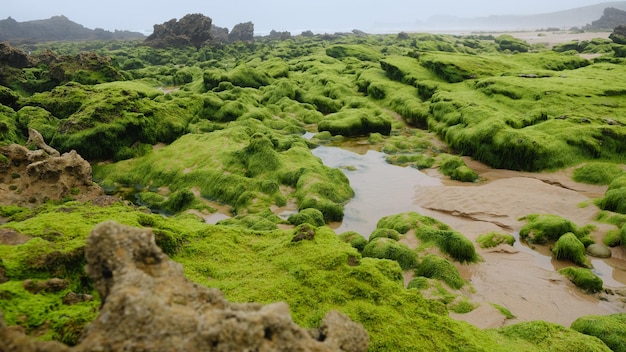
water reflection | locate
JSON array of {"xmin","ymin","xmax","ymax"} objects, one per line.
[{"xmin": 312, "ymin": 145, "xmax": 441, "ymax": 237}]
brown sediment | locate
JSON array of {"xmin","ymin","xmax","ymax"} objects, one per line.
[{"xmin": 413, "ymin": 158, "xmax": 626, "ymax": 328}]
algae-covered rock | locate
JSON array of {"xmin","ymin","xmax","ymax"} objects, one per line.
[
  {"xmin": 571, "ymin": 313, "xmax": 626, "ymax": 352},
  {"xmin": 519, "ymin": 214, "xmax": 589, "ymax": 244},
  {"xmin": 552, "ymin": 232, "xmax": 591, "ymax": 268},
  {"xmin": 415, "ymin": 254, "xmax": 465, "ymax": 289},
  {"xmin": 559, "ymin": 267, "xmax": 603, "ymax": 293},
  {"xmin": 318, "ymin": 109, "xmax": 392, "ymax": 137},
  {"xmin": 362, "ymin": 237, "xmax": 418, "ymax": 270}
]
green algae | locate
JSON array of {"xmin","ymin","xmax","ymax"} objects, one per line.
[
  {"xmin": 558, "ymin": 267, "xmax": 604, "ymax": 293},
  {"xmin": 415, "ymin": 254, "xmax": 465, "ymax": 289},
  {"xmin": 519, "ymin": 214, "xmax": 593, "ymax": 245},
  {"xmin": 377, "ymin": 212, "xmax": 479, "ymax": 263},
  {"xmin": 552, "ymin": 233, "xmax": 592, "ymax": 268},
  {"xmin": 571, "ymin": 313, "xmax": 626, "ymax": 352},
  {"xmin": 572, "ymin": 162, "xmax": 625, "ymax": 185},
  {"xmin": 362, "ymin": 237, "xmax": 418, "ymax": 270},
  {"xmin": 495, "ymin": 321, "xmax": 611, "ymax": 352},
  {"xmin": 94, "ymin": 122, "xmax": 353, "ymax": 222},
  {"xmin": 476, "ymin": 232, "xmax": 516, "ymax": 248}
]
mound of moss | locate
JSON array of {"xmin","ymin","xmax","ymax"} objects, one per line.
[
  {"xmin": 318, "ymin": 109, "xmax": 392, "ymax": 137},
  {"xmin": 552, "ymin": 233, "xmax": 591, "ymax": 268},
  {"xmin": 362, "ymin": 237, "xmax": 418, "ymax": 270},
  {"xmin": 377, "ymin": 212, "xmax": 479, "ymax": 263},
  {"xmin": 477, "ymin": 232, "xmax": 516, "ymax": 248},
  {"xmin": 558, "ymin": 267, "xmax": 603, "ymax": 293},
  {"xmin": 519, "ymin": 214, "xmax": 593, "ymax": 245},
  {"xmin": 572, "ymin": 162, "xmax": 625, "ymax": 185},
  {"xmin": 598, "ymin": 175, "xmax": 626, "ymax": 214},
  {"xmin": 571, "ymin": 313, "xmax": 626, "ymax": 352},
  {"xmin": 415, "ymin": 254, "xmax": 465, "ymax": 289}
]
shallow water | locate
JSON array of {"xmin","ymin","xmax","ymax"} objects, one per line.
[{"xmin": 312, "ymin": 145, "xmax": 441, "ymax": 237}]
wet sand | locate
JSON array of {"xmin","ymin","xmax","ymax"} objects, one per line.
[{"xmin": 414, "ymin": 159, "xmax": 626, "ymax": 328}]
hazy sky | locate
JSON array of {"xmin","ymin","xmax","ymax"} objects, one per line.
[{"xmin": 1, "ymin": 0, "xmax": 615, "ymax": 34}]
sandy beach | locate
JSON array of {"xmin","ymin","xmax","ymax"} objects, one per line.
[{"xmin": 413, "ymin": 158, "xmax": 626, "ymax": 328}]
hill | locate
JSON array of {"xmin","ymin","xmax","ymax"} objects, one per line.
[
  {"xmin": 418, "ymin": 1, "xmax": 626, "ymax": 31},
  {"xmin": 0, "ymin": 15, "xmax": 144, "ymax": 43}
]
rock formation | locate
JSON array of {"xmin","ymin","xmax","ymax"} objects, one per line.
[
  {"xmin": 0, "ymin": 129, "xmax": 104, "ymax": 206},
  {"xmin": 144, "ymin": 14, "xmax": 213, "ymax": 49},
  {"xmin": 0, "ymin": 222, "xmax": 369, "ymax": 351},
  {"xmin": 228, "ymin": 22, "xmax": 255, "ymax": 43},
  {"xmin": 589, "ymin": 7, "xmax": 626, "ymax": 31}
]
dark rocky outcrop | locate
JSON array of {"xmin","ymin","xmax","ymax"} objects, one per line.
[
  {"xmin": 588, "ymin": 7, "xmax": 626, "ymax": 30},
  {"xmin": 0, "ymin": 41, "xmax": 34, "ymax": 68},
  {"xmin": 228, "ymin": 21, "xmax": 255, "ymax": 43},
  {"xmin": 610, "ymin": 24, "xmax": 626, "ymax": 44},
  {"xmin": 0, "ymin": 222, "xmax": 369, "ymax": 351},
  {"xmin": 144, "ymin": 13, "xmax": 213, "ymax": 49},
  {"xmin": 0, "ymin": 15, "xmax": 144, "ymax": 43},
  {"xmin": 0, "ymin": 129, "xmax": 104, "ymax": 207}
]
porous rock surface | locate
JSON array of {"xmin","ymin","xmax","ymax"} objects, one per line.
[
  {"xmin": 0, "ymin": 222, "xmax": 369, "ymax": 352},
  {"xmin": 0, "ymin": 129, "xmax": 104, "ymax": 207}
]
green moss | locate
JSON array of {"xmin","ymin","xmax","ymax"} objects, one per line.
[
  {"xmin": 495, "ymin": 321, "xmax": 611, "ymax": 352},
  {"xmin": 449, "ymin": 297, "xmax": 478, "ymax": 314},
  {"xmin": 362, "ymin": 237, "xmax": 418, "ymax": 270},
  {"xmin": 338, "ymin": 231, "xmax": 368, "ymax": 252},
  {"xmin": 369, "ymin": 228, "xmax": 401, "ymax": 241},
  {"xmin": 599, "ymin": 188, "xmax": 626, "ymax": 214},
  {"xmin": 491, "ymin": 303, "xmax": 516, "ymax": 319},
  {"xmin": 325, "ymin": 45, "xmax": 382, "ymax": 62},
  {"xmin": 558, "ymin": 267, "xmax": 603, "ymax": 293},
  {"xmin": 519, "ymin": 214, "xmax": 590, "ymax": 244},
  {"xmin": 287, "ymin": 208, "xmax": 325, "ymax": 226},
  {"xmin": 407, "ymin": 276, "xmax": 429, "ymax": 290},
  {"xmin": 415, "ymin": 254, "xmax": 465, "ymax": 289},
  {"xmin": 0, "ymin": 280, "xmax": 99, "ymax": 345},
  {"xmin": 438, "ymin": 155, "xmax": 478, "ymax": 182},
  {"xmin": 572, "ymin": 162, "xmax": 625, "ymax": 185},
  {"xmin": 477, "ymin": 232, "xmax": 516, "ymax": 248},
  {"xmin": 571, "ymin": 314, "xmax": 626, "ymax": 352},
  {"xmin": 552, "ymin": 233, "xmax": 591, "ymax": 268},
  {"xmin": 318, "ymin": 109, "xmax": 392, "ymax": 137}
]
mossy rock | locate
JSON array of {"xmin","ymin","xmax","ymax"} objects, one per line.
[
  {"xmin": 438, "ymin": 155, "xmax": 478, "ymax": 182},
  {"xmin": 369, "ymin": 228, "xmax": 401, "ymax": 242},
  {"xmin": 362, "ymin": 237, "xmax": 418, "ymax": 270},
  {"xmin": 287, "ymin": 208, "xmax": 325, "ymax": 227},
  {"xmin": 585, "ymin": 243, "xmax": 612, "ymax": 258},
  {"xmin": 476, "ymin": 232, "xmax": 515, "ymax": 248},
  {"xmin": 519, "ymin": 214, "xmax": 587, "ymax": 244},
  {"xmin": 318, "ymin": 109, "xmax": 392, "ymax": 137},
  {"xmin": 552, "ymin": 233, "xmax": 591, "ymax": 268},
  {"xmin": 338, "ymin": 231, "xmax": 368, "ymax": 252},
  {"xmin": 415, "ymin": 254, "xmax": 465, "ymax": 289},
  {"xmin": 571, "ymin": 313, "xmax": 626, "ymax": 352},
  {"xmin": 558, "ymin": 267, "xmax": 603, "ymax": 293},
  {"xmin": 572, "ymin": 162, "xmax": 625, "ymax": 185},
  {"xmin": 599, "ymin": 188, "xmax": 626, "ymax": 214}
]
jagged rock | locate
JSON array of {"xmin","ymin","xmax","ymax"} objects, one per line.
[
  {"xmin": 0, "ymin": 133, "xmax": 104, "ymax": 207},
  {"xmin": 23, "ymin": 278, "xmax": 69, "ymax": 294},
  {"xmin": 74, "ymin": 221, "xmax": 368, "ymax": 351},
  {"xmin": 228, "ymin": 22, "xmax": 255, "ymax": 43},
  {"xmin": 591, "ymin": 8, "xmax": 626, "ymax": 31},
  {"xmin": 145, "ymin": 14, "xmax": 213, "ymax": 49},
  {"xmin": 26, "ymin": 128, "xmax": 60, "ymax": 157},
  {"xmin": 0, "ymin": 41, "xmax": 34, "ymax": 68}
]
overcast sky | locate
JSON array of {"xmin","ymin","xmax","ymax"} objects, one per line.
[{"xmin": 1, "ymin": 0, "xmax": 616, "ymax": 34}]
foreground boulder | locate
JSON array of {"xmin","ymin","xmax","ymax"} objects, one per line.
[{"xmin": 0, "ymin": 222, "xmax": 369, "ymax": 351}]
